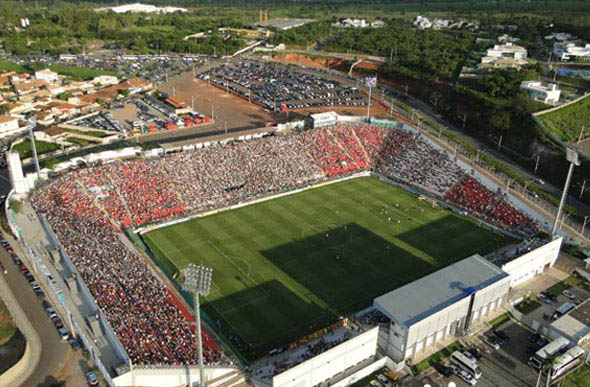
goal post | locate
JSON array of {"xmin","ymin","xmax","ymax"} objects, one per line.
[{"xmin": 418, "ymin": 195, "xmax": 438, "ymax": 208}]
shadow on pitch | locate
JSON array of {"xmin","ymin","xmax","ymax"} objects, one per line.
[{"xmin": 260, "ymin": 222, "xmax": 432, "ymax": 316}]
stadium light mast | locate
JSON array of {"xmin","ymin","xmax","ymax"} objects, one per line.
[
  {"xmin": 27, "ymin": 118, "xmax": 40, "ymax": 179},
  {"xmin": 183, "ymin": 264, "xmax": 213, "ymax": 387},
  {"xmin": 551, "ymin": 147, "xmax": 580, "ymax": 236},
  {"xmin": 365, "ymin": 76, "xmax": 376, "ymax": 122}
]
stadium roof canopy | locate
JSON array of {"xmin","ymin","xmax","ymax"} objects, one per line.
[{"xmin": 374, "ymin": 254, "xmax": 508, "ymax": 327}]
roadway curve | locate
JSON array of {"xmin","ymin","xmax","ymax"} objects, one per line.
[{"xmin": 0, "ymin": 235, "xmax": 71, "ymax": 386}]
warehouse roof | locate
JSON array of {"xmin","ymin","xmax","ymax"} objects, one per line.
[
  {"xmin": 374, "ymin": 254, "xmax": 508, "ymax": 326},
  {"xmin": 551, "ymin": 314, "xmax": 590, "ymax": 344}
]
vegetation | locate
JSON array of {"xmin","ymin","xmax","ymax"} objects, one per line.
[
  {"xmin": 64, "ymin": 128, "xmax": 110, "ymax": 138},
  {"xmin": 0, "ymin": 60, "xmax": 117, "ymax": 81},
  {"xmin": 515, "ymin": 297, "xmax": 542, "ymax": 314},
  {"xmin": 143, "ymin": 176, "xmax": 513, "ymax": 360},
  {"xmin": 490, "ymin": 313, "xmax": 510, "ymax": 328},
  {"xmin": 8, "ymin": 200, "xmax": 21, "ymax": 214},
  {"xmin": 0, "ymin": 2, "xmax": 247, "ymax": 56},
  {"xmin": 12, "ymin": 139, "xmax": 60, "ymax": 159},
  {"xmin": 537, "ymin": 95, "xmax": 590, "ymax": 142},
  {"xmin": 66, "ymin": 137, "xmax": 93, "ymax": 147},
  {"xmin": 564, "ymin": 364, "xmax": 590, "ymax": 387},
  {"xmin": 546, "ymin": 280, "xmax": 573, "ymax": 296},
  {"xmin": 411, "ymin": 341, "xmax": 463, "ymax": 375},
  {"xmin": 0, "ymin": 299, "xmax": 16, "ymax": 346}
]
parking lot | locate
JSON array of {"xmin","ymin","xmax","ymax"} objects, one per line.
[{"xmin": 200, "ymin": 61, "xmax": 367, "ymax": 111}]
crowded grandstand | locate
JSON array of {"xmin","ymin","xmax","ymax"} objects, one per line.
[{"xmin": 29, "ymin": 122, "xmax": 539, "ymax": 367}]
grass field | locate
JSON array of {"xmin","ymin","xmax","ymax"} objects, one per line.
[
  {"xmin": 12, "ymin": 139, "xmax": 60, "ymax": 159},
  {"xmin": 142, "ymin": 176, "xmax": 514, "ymax": 360},
  {"xmin": 538, "ymin": 95, "xmax": 590, "ymax": 142}
]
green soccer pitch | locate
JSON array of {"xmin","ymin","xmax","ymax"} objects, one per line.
[{"xmin": 141, "ymin": 176, "xmax": 514, "ymax": 360}]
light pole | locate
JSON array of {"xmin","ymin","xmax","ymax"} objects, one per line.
[
  {"xmin": 582, "ymin": 216, "xmax": 589, "ymax": 237},
  {"xmin": 28, "ymin": 118, "xmax": 40, "ymax": 179},
  {"xmin": 580, "ymin": 179, "xmax": 588, "ymax": 199},
  {"xmin": 365, "ymin": 76, "xmax": 376, "ymax": 122},
  {"xmin": 183, "ymin": 264, "xmax": 213, "ymax": 387},
  {"xmin": 551, "ymin": 148, "xmax": 581, "ymax": 236}
]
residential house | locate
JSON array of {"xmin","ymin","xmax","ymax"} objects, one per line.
[
  {"xmin": 520, "ymin": 81, "xmax": 561, "ymax": 103},
  {"xmin": 553, "ymin": 42, "xmax": 590, "ymax": 61},
  {"xmin": 34, "ymin": 69, "xmax": 59, "ymax": 83},
  {"xmin": 0, "ymin": 115, "xmax": 21, "ymax": 137}
]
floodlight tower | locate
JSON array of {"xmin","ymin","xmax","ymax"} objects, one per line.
[
  {"xmin": 27, "ymin": 118, "xmax": 40, "ymax": 179},
  {"xmin": 365, "ymin": 76, "xmax": 377, "ymax": 122},
  {"xmin": 551, "ymin": 147, "xmax": 581, "ymax": 236},
  {"xmin": 183, "ymin": 264, "xmax": 213, "ymax": 387}
]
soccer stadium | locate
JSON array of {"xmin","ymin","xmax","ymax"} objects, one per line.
[{"xmin": 8, "ymin": 116, "xmax": 562, "ymax": 386}]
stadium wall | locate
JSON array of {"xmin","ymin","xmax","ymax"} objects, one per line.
[
  {"xmin": 271, "ymin": 327, "xmax": 380, "ymax": 387},
  {"xmin": 501, "ymin": 237, "xmax": 563, "ymax": 287},
  {"xmin": 112, "ymin": 366, "xmax": 239, "ymax": 387}
]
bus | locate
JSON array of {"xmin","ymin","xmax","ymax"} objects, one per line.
[
  {"xmin": 529, "ymin": 336, "xmax": 570, "ymax": 370},
  {"xmin": 450, "ymin": 351, "xmax": 482, "ymax": 379},
  {"xmin": 547, "ymin": 346, "xmax": 585, "ymax": 379}
]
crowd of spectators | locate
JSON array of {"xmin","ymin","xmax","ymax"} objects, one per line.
[
  {"xmin": 445, "ymin": 177, "xmax": 538, "ymax": 235},
  {"xmin": 376, "ymin": 132, "xmax": 464, "ymax": 196},
  {"xmin": 30, "ymin": 122, "xmax": 539, "ymax": 365},
  {"xmin": 31, "ymin": 178, "xmax": 222, "ymax": 366}
]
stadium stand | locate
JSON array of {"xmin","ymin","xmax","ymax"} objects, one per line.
[{"xmin": 30, "ymin": 123, "xmax": 538, "ymax": 366}]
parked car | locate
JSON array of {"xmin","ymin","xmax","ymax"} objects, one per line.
[
  {"xmin": 484, "ymin": 335, "xmax": 502, "ymax": 350},
  {"xmin": 45, "ymin": 307, "xmax": 57, "ymax": 319},
  {"xmin": 467, "ymin": 347, "xmax": 483, "ymax": 360},
  {"xmin": 529, "ymin": 333, "xmax": 541, "ymax": 343},
  {"xmin": 69, "ymin": 338, "xmax": 81, "ymax": 350},
  {"xmin": 52, "ymin": 316, "xmax": 64, "ymax": 329},
  {"xmin": 34, "ymin": 289, "xmax": 45, "ymax": 299},
  {"xmin": 86, "ymin": 372, "xmax": 99, "ymax": 386},
  {"xmin": 433, "ymin": 361, "xmax": 454, "ymax": 377},
  {"xmin": 493, "ymin": 330, "xmax": 510, "ymax": 343},
  {"xmin": 541, "ymin": 291, "xmax": 557, "ymax": 301},
  {"xmin": 563, "ymin": 290, "xmax": 576, "ymax": 300},
  {"xmin": 57, "ymin": 328, "xmax": 70, "ymax": 340},
  {"xmin": 538, "ymin": 294, "xmax": 552, "ymax": 304},
  {"xmin": 458, "ymin": 369, "xmax": 477, "ymax": 386}
]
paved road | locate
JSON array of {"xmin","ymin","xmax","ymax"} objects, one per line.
[{"xmin": 0, "ymin": 245, "xmax": 72, "ymax": 386}]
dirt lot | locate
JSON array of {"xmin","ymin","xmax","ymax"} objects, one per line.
[
  {"xmin": 158, "ymin": 72, "xmax": 283, "ymax": 130},
  {"xmin": 273, "ymin": 53, "xmax": 348, "ymax": 71}
]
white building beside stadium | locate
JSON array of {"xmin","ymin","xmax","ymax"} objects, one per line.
[
  {"xmin": 307, "ymin": 111, "xmax": 339, "ymax": 128},
  {"xmin": 374, "ymin": 255, "xmax": 510, "ymax": 363}
]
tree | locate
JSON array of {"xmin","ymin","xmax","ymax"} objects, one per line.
[{"xmin": 488, "ymin": 110, "xmax": 511, "ymax": 132}]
